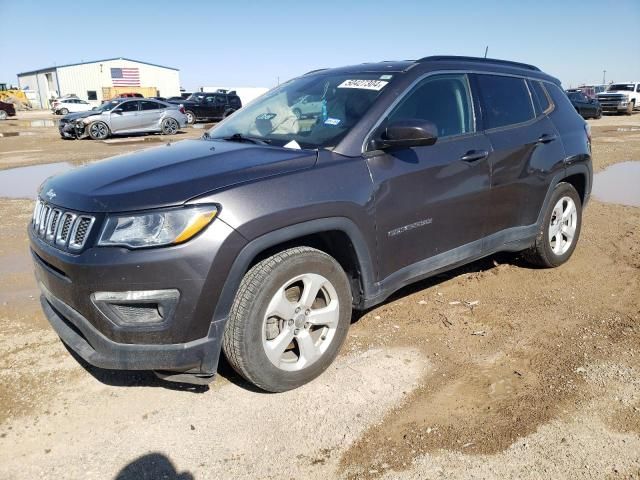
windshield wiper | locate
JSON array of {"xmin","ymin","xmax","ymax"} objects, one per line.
[{"xmin": 217, "ymin": 133, "xmax": 272, "ymax": 145}]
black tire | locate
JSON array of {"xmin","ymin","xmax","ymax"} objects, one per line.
[
  {"xmin": 223, "ymin": 109, "xmax": 235, "ymax": 119},
  {"xmin": 293, "ymin": 108, "xmax": 302, "ymax": 119},
  {"xmin": 0, "ymin": 109, "xmax": 7, "ymax": 120},
  {"xmin": 222, "ymin": 247, "xmax": 352, "ymax": 392},
  {"xmin": 626, "ymin": 101, "xmax": 635, "ymax": 115},
  {"xmin": 595, "ymin": 108, "xmax": 602, "ymax": 119},
  {"xmin": 59, "ymin": 108, "xmax": 69, "ymax": 115},
  {"xmin": 161, "ymin": 117, "xmax": 179, "ymax": 135},
  {"xmin": 523, "ymin": 182, "xmax": 582, "ymax": 268},
  {"xmin": 88, "ymin": 121, "xmax": 110, "ymax": 140},
  {"xmin": 185, "ymin": 110, "xmax": 196, "ymax": 124}
]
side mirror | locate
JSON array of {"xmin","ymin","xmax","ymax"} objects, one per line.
[
  {"xmin": 113, "ymin": 108, "xmax": 123, "ymax": 114},
  {"xmin": 375, "ymin": 119, "xmax": 438, "ymax": 150}
]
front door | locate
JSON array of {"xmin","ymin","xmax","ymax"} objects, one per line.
[
  {"xmin": 367, "ymin": 73, "xmax": 492, "ymax": 280},
  {"xmin": 109, "ymin": 100, "xmax": 140, "ymax": 132}
]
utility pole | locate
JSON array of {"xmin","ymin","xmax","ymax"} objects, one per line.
[
  {"xmin": 602, "ymin": 70, "xmax": 606, "ymax": 85},
  {"xmin": 484, "ymin": 46, "xmax": 488, "ymax": 58}
]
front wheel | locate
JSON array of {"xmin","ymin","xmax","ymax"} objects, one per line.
[
  {"xmin": 626, "ymin": 101, "xmax": 635, "ymax": 115},
  {"xmin": 0, "ymin": 110, "xmax": 7, "ymax": 120},
  {"xmin": 523, "ymin": 182, "xmax": 582, "ymax": 268},
  {"xmin": 595, "ymin": 108, "xmax": 602, "ymax": 119},
  {"xmin": 161, "ymin": 117, "xmax": 179, "ymax": 135},
  {"xmin": 88, "ymin": 121, "xmax": 110, "ymax": 140},
  {"xmin": 223, "ymin": 247, "xmax": 352, "ymax": 392},
  {"xmin": 59, "ymin": 108, "xmax": 69, "ymax": 115}
]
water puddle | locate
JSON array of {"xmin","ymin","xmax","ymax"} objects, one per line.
[
  {"xmin": 0, "ymin": 162, "xmax": 74, "ymax": 198},
  {"xmin": 592, "ymin": 161, "xmax": 640, "ymax": 207},
  {"xmin": 0, "ymin": 132, "xmax": 37, "ymax": 137},
  {"xmin": 4, "ymin": 119, "xmax": 56, "ymax": 128}
]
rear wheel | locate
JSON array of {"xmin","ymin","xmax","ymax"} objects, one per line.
[
  {"xmin": 59, "ymin": 108, "xmax": 69, "ymax": 115},
  {"xmin": 185, "ymin": 110, "xmax": 196, "ymax": 124},
  {"xmin": 524, "ymin": 182, "xmax": 582, "ymax": 268},
  {"xmin": 88, "ymin": 121, "xmax": 109, "ymax": 140},
  {"xmin": 161, "ymin": 117, "xmax": 179, "ymax": 135},
  {"xmin": 223, "ymin": 247, "xmax": 352, "ymax": 392}
]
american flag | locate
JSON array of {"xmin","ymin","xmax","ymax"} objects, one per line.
[{"xmin": 110, "ymin": 67, "xmax": 140, "ymax": 86}]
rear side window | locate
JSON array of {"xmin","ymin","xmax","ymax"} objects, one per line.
[
  {"xmin": 476, "ymin": 75, "xmax": 534, "ymax": 129},
  {"xmin": 529, "ymin": 80, "xmax": 551, "ymax": 115},
  {"xmin": 140, "ymin": 101, "xmax": 160, "ymax": 110},
  {"xmin": 387, "ymin": 73, "xmax": 474, "ymax": 138}
]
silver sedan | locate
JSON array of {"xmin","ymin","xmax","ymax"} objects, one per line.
[{"xmin": 59, "ymin": 99, "xmax": 188, "ymax": 140}]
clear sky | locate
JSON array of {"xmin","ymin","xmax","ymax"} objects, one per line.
[{"xmin": 1, "ymin": 0, "xmax": 638, "ymax": 90}]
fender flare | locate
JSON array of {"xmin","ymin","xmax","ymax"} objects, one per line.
[
  {"xmin": 210, "ymin": 217, "xmax": 376, "ymax": 326},
  {"xmin": 535, "ymin": 162, "xmax": 591, "ymax": 227}
]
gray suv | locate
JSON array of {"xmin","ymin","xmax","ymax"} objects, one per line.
[{"xmin": 30, "ymin": 56, "xmax": 592, "ymax": 392}]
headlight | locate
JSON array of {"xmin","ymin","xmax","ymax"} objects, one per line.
[{"xmin": 98, "ymin": 205, "xmax": 218, "ymax": 248}]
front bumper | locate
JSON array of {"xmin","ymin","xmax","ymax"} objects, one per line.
[
  {"xmin": 58, "ymin": 121, "xmax": 85, "ymax": 139},
  {"xmin": 40, "ymin": 282, "xmax": 222, "ymax": 375},
  {"xmin": 29, "ymin": 212, "xmax": 247, "ymax": 379}
]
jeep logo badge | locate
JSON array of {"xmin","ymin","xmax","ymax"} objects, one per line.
[{"xmin": 45, "ymin": 189, "xmax": 56, "ymax": 200}]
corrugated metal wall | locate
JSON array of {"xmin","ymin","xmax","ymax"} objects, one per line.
[
  {"xmin": 18, "ymin": 59, "xmax": 181, "ymax": 108},
  {"xmin": 57, "ymin": 59, "xmax": 180, "ymax": 104}
]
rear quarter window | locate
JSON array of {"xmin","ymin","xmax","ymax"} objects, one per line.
[
  {"xmin": 476, "ymin": 74, "xmax": 535, "ymax": 129},
  {"xmin": 529, "ymin": 80, "xmax": 552, "ymax": 115}
]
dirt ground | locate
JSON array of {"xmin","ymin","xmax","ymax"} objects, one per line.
[{"xmin": 0, "ymin": 111, "xmax": 639, "ymax": 479}]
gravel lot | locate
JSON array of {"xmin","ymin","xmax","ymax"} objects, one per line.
[{"xmin": 0, "ymin": 111, "xmax": 639, "ymax": 479}]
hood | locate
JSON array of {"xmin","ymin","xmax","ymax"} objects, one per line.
[
  {"xmin": 39, "ymin": 139, "xmax": 317, "ymax": 213},
  {"xmin": 61, "ymin": 110, "xmax": 102, "ymax": 121}
]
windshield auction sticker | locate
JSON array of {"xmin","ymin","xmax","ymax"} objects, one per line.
[{"xmin": 337, "ymin": 79, "xmax": 388, "ymax": 91}]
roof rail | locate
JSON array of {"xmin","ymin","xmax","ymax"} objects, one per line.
[
  {"xmin": 304, "ymin": 68, "xmax": 328, "ymax": 75},
  {"xmin": 416, "ymin": 55, "xmax": 540, "ymax": 72}
]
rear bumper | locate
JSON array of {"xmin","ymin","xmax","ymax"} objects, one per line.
[{"xmin": 40, "ymin": 282, "xmax": 224, "ymax": 375}]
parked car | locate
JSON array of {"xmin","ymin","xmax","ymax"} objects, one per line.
[
  {"xmin": 53, "ymin": 98, "xmax": 93, "ymax": 115},
  {"xmin": 291, "ymin": 94, "xmax": 323, "ymax": 119},
  {"xmin": 566, "ymin": 90, "xmax": 602, "ymax": 119},
  {"xmin": 58, "ymin": 99, "xmax": 187, "ymax": 139},
  {"xmin": 568, "ymin": 85, "xmax": 607, "ymax": 99},
  {"xmin": 597, "ymin": 82, "xmax": 640, "ymax": 115},
  {"xmin": 168, "ymin": 91, "xmax": 242, "ymax": 124},
  {"xmin": 30, "ymin": 56, "xmax": 591, "ymax": 392},
  {"xmin": 0, "ymin": 100, "xmax": 16, "ymax": 119},
  {"xmin": 101, "ymin": 92, "xmax": 144, "ymax": 104}
]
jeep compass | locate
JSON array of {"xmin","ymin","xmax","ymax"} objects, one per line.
[{"xmin": 29, "ymin": 56, "xmax": 592, "ymax": 392}]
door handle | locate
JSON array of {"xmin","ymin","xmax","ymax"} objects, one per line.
[
  {"xmin": 537, "ymin": 134, "xmax": 557, "ymax": 144},
  {"xmin": 460, "ymin": 150, "xmax": 489, "ymax": 163}
]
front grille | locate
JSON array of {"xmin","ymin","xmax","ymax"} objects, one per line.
[{"xmin": 32, "ymin": 199, "xmax": 96, "ymax": 252}]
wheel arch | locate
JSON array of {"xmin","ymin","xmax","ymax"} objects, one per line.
[{"xmin": 211, "ymin": 218, "xmax": 375, "ymax": 327}]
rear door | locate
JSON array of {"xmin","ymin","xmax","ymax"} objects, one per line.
[
  {"xmin": 138, "ymin": 100, "xmax": 163, "ymax": 130},
  {"xmin": 367, "ymin": 73, "xmax": 493, "ymax": 279},
  {"xmin": 109, "ymin": 100, "xmax": 140, "ymax": 132},
  {"xmin": 474, "ymin": 74, "xmax": 565, "ymax": 238}
]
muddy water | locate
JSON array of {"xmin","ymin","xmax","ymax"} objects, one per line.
[
  {"xmin": 3, "ymin": 120, "xmax": 56, "ymax": 128},
  {"xmin": 0, "ymin": 132, "xmax": 37, "ymax": 137},
  {"xmin": 0, "ymin": 162, "xmax": 74, "ymax": 198},
  {"xmin": 592, "ymin": 161, "xmax": 640, "ymax": 207}
]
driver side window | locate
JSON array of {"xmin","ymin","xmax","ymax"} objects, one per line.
[
  {"xmin": 119, "ymin": 101, "xmax": 139, "ymax": 112},
  {"xmin": 387, "ymin": 74, "xmax": 474, "ymax": 138}
]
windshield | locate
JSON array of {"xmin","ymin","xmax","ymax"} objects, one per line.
[
  {"xmin": 207, "ymin": 73, "xmax": 394, "ymax": 149},
  {"xmin": 607, "ymin": 84, "xmax": 634, "ymax": 92}
]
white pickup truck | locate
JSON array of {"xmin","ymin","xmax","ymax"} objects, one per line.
[{"xmin": 597, "ymin": 82, "xmax": 640, "ymax": 115}]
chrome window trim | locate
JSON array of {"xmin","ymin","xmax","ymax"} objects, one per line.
[{"xmin": 362, "ymin": 69, "xmax": 558, "ymax": 153}]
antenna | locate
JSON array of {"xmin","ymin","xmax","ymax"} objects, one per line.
[{"xmin": 484, "ymin": 46, "xmax": 489, "ymax": 58}]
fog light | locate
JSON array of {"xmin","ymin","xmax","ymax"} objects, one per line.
[{"xmin": 91, "ymin": 289, "xmax": 179, "ymax": 327}]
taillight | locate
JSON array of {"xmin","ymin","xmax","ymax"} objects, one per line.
[{"xmin": 179, "ymin": 106, "xmax": 185, "ymax": 114}]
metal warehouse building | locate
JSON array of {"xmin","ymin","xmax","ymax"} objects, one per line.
[{"xmin": 17, "ymin": 57, "xmax": 181, "ymax": 109}]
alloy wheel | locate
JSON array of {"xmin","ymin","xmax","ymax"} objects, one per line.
[
  {"xmin": 548, "ymin": 196, "xmax": 577, "ymax": 255},
  {"xmin": 262, "ymin": 273, "xmax": 340, "ymax": 371}
]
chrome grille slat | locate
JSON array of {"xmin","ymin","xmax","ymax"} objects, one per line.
[{"xmin": 33, "ymin": 200, "xmax": 96, "ymax": 252}]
